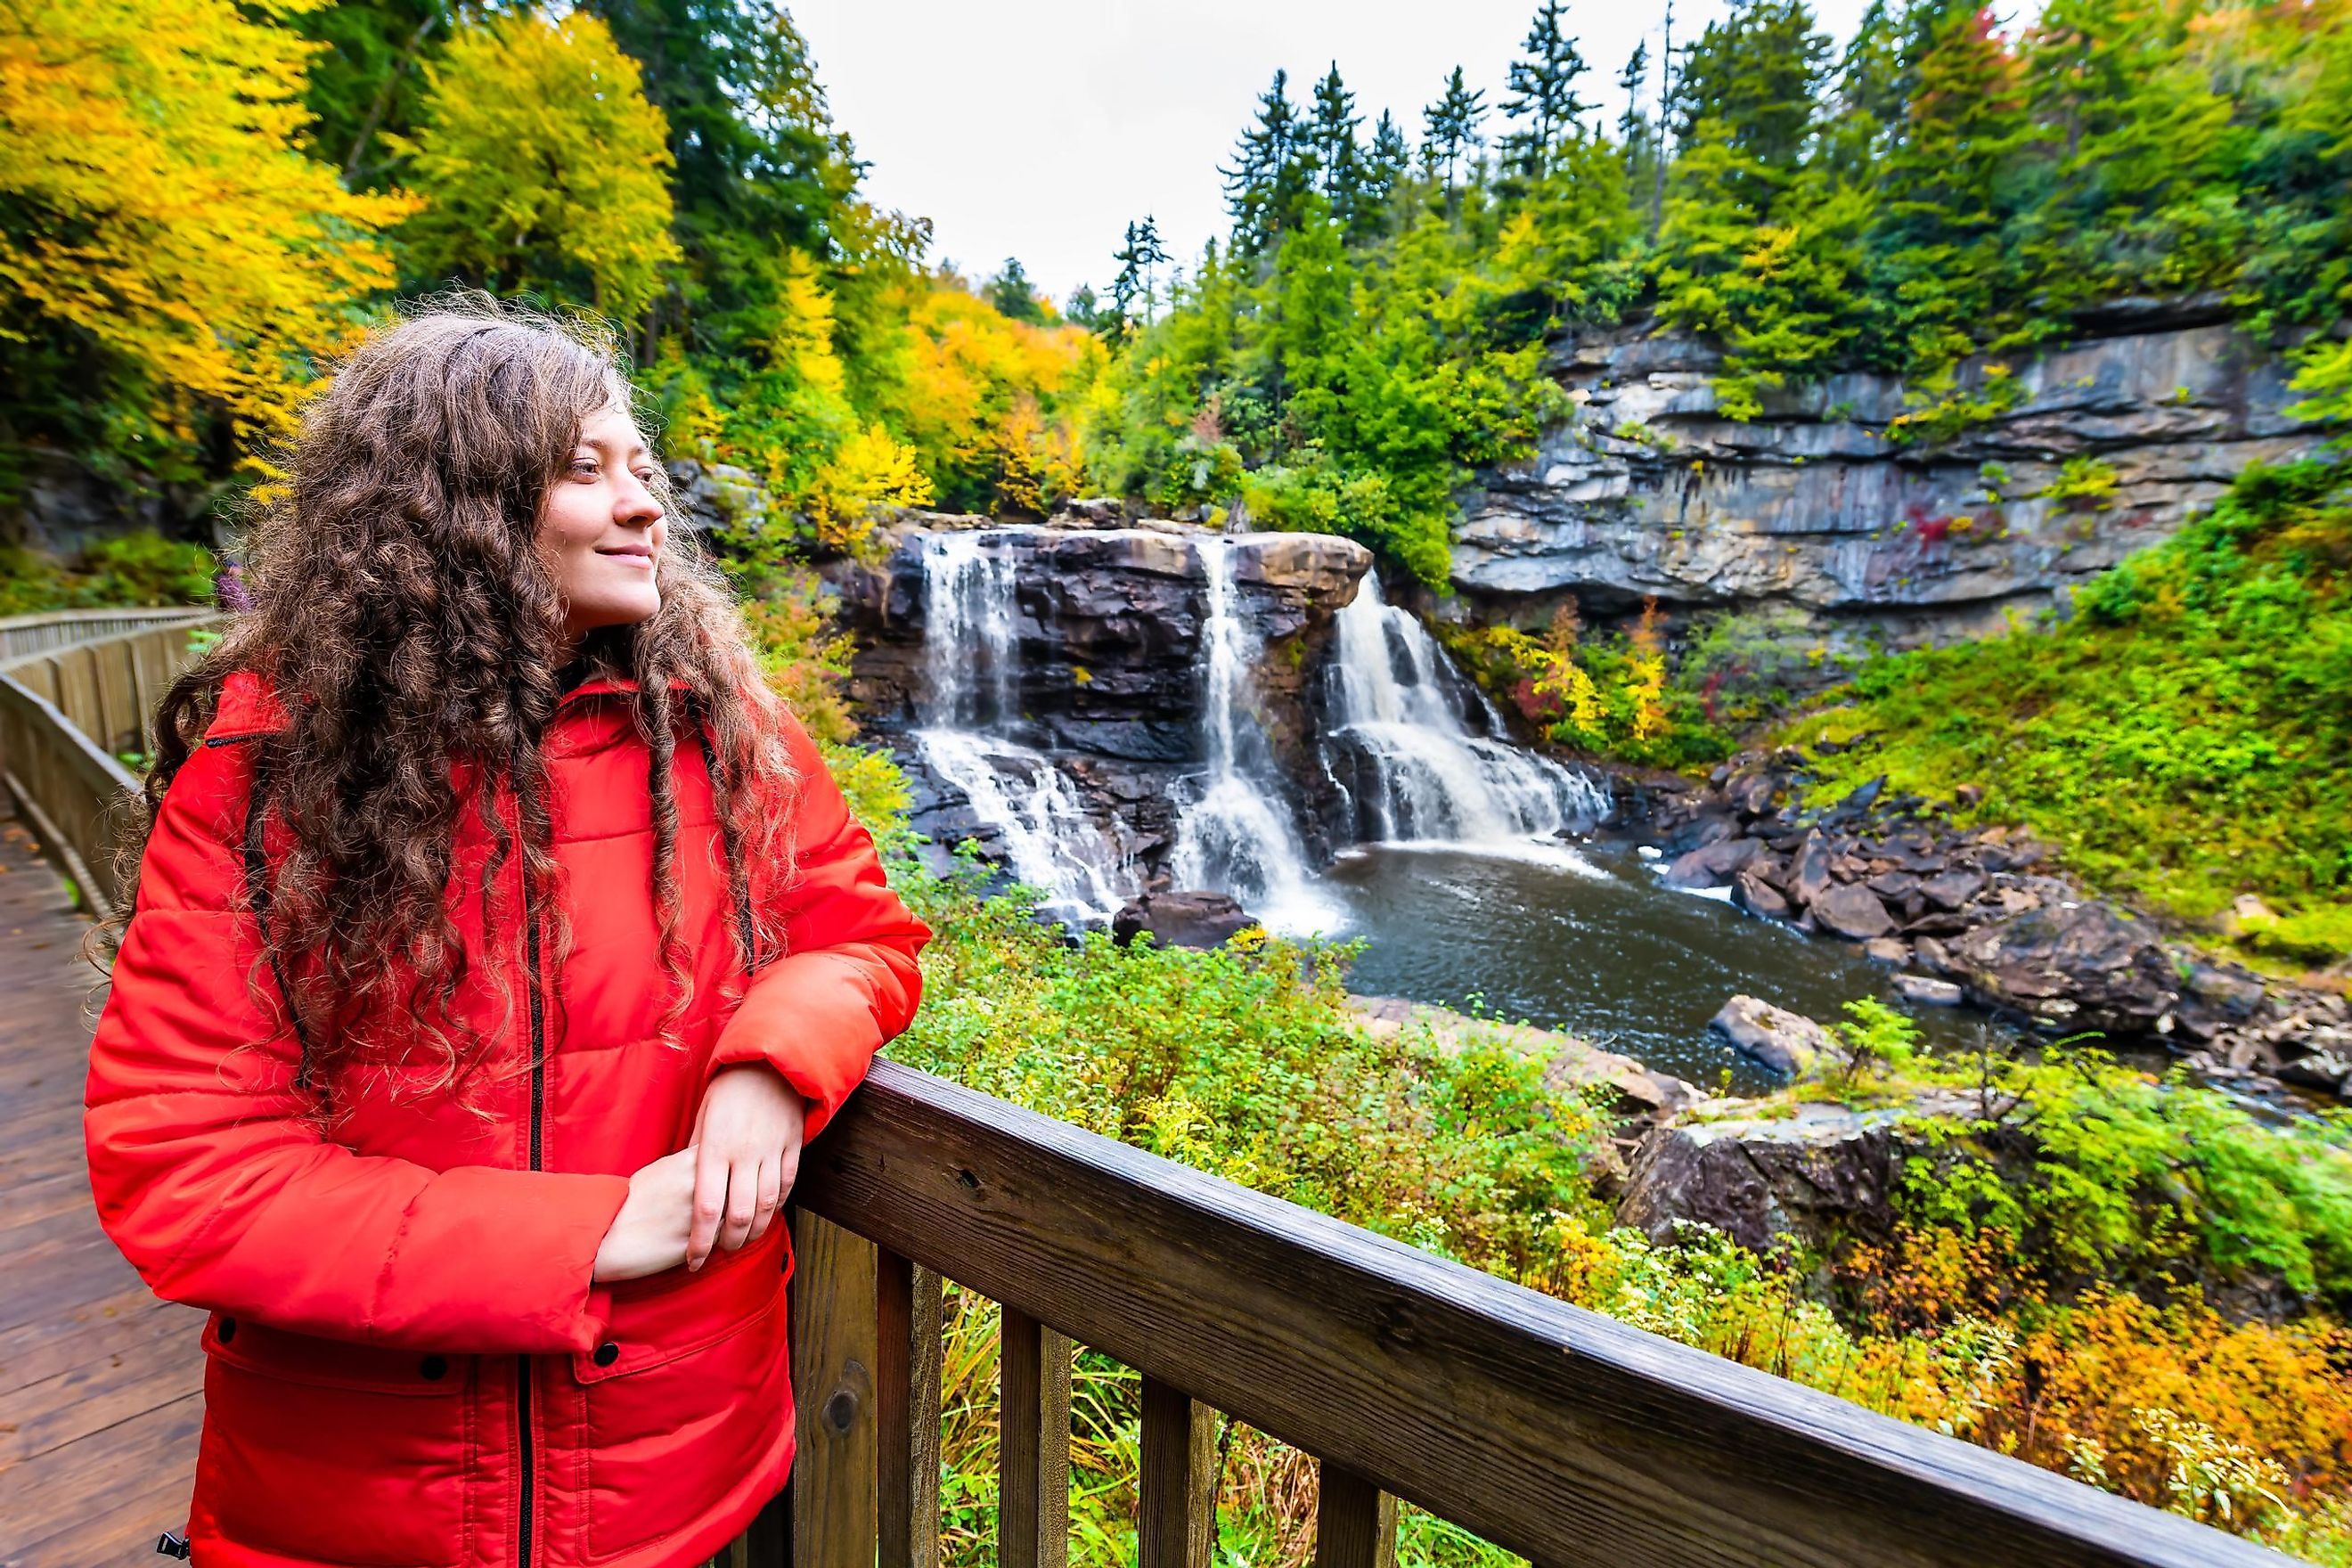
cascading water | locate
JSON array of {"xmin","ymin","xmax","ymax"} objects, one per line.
[
  {"xmin": 1170, "ymin": 538, "xmax": 1336, "ymax": 933},
  {"xmin": 1323, "ymin": 574, "xmax": 1609, "ymax": 851},
  {"xmin": 920, "ymin": 532, "xmax": 1019, "ymax": 729},
  {"xmin": 913, "ymin": 529, "xmax": 1137, "ymax": 923}
]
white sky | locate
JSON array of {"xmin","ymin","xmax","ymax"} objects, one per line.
[{"xmin": 789, "ymin": 0, "xmax": 1887, "ymax": 307}]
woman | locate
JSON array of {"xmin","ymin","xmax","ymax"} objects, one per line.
[{"xmin": 82, "ymin": 300, "xmax": 929, "ymax": 1568}]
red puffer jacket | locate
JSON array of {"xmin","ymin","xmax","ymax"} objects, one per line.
[{"xmin": 83, "ymin": 670, "xmax": 929, "ymax": 1568}]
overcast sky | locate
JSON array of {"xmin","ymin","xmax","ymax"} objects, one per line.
[{"xmin": 789, "ymin": 0, "xmax": 1891, "ymax": 307}]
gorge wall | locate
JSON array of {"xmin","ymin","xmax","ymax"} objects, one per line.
[{"xmin": 1450, "ymin": 300, "xmax": 2329, "ymax": 649}]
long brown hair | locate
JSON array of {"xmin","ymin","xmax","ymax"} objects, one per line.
[{"xmin": 112, "ymin": 296, "xmax": 797, "ymax": 1098}]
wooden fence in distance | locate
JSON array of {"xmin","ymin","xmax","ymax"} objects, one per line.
[
  {"xmin": 714, "ymin": 1058, "xmax": 2291, "ymax": 1568},
  {"xmin": 0, "ymin": 609, "xmax": 217, "ymax": 919}
]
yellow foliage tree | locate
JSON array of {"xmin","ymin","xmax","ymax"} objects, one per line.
[
  {"xmin": 0, "ymin": 0, "xmax": 411, "ymax": 476},
  {"xmin": 807, "ymin": 422, "xmax": 934, "ymax": 557},
  {"xmin": 885, "ymin": 274, "xmax": 1104, "ymax": 510},
  {"xmin": 393, "ymin": 11, "xmax": 679, "ymax": 323}
]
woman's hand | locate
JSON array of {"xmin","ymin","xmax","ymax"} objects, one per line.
[
  {"xmin": 592, "ymin": 1147, "xmax": 699, "ymax": 1282},
  {"xmin": 688, "ymin": 1062, "xmax": 806, "ymax": 1271}
]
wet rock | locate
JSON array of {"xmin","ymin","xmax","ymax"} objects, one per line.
[
  {"xmin": 1113, "ymin": 892, "xmax": 1256, "ymax": 950},
  {"xmin": 1666, "ymin": 836, "xmax": 1762, "ymax": 888},
  {"xmin": 1734, "ymin": 868, "xmax": 1791, "ymax": 920},
  {"xmin": 1709, "ymin": 996, "xmax": 1842, "ymax": 1077},
  {"xmin": 1862, "ymin": 937, "xmax": 1911, "ymax": 966},
  {"xmin": 1866, "ymin": 870, "xmax": 1923, "ymax": 902},
  {"xmin": 1814, "ymin": 883, "xmax": 1898, "ymax": 942},
  {"xmin": 1894, "ymin": 974, "xmax": 1965, "ymax": 1007},
  {"xmin": 1724, "ymin": 768, "xmax": 1784, "ymax": 818},
  {"xmin": 2185, "ymin": 961, "xmax": 2267, "ymax": 1019},
  {"xmin": 1940, "ymin": 902, "xmax": 2180, "ymax": 1033},
  {"xmin": 1790, "ymin": 832, "xmax": 1833, "ymax": 909}
]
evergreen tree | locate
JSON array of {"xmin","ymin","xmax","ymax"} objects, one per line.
[
  {"xmin": 1222, "ymin": 69, "xmax": 1313, "ymax": 252},
  {"xmin": 1617, "ymin": 42, "xmax": 1654, "ymax": 192},
  {"xmin": 1821, "ymin": 0, "xmax": 1907, "ymax": 181},
  {"xmin": 1499, "ymin": 0, "xmax": 1594, "ymax": 181},
  {"xmin": 1111, "ymin": 216, "xmax": 1171, "ymax": 331},
  {"xmin": 1308, "ymin": 63, "xmax": 1364, "ymax": 227},
  {"xmin": 1861, "ymin": 0, "xmax": 2036, "ymax": 372},
  {"xmin": 1419, "ymin": 65, "xmax": 1489, "ymax": 208},
  {"xmin": 1672, "ymin": 0, "xmax": 1831, "ymax": 214},
  {"xmin": 985, "ymin": 257, "xmax": 1046, "ymax": 323},
  {"xmin": 1359, "ymin": 110, "xmax": 1413, "ymax": 237},
  {"xmin": 582, "ymin": 0, "xmax": 859, "ymax": 343}
]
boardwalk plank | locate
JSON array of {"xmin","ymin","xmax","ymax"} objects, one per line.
[{"xmin": 0, "ymin": 815, "xmax": 200, "ymax": 1565}]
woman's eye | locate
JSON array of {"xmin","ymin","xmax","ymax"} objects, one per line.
[{"xmin": 570, "ymin": 460, "xmax": 600, "ymax": 478}]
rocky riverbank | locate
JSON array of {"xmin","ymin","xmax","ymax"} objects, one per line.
[{"xmin": 1633, "ymin": 747, "xmax": 2352, "ymax": 1101}]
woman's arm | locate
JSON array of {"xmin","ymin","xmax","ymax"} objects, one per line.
[
  {"xmin": 82, "ymin": 739, "xmax": 634, "ymax": 1354},
  {"xmin": 698, "ymin": 710, "xmax": 931, "ymax": 1138}
]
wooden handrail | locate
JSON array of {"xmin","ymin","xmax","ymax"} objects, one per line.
[
  {"xmin": 0, "ymin": 612, "xmax": 218, "ymax": 919},
  {"xmin": 707, "ymin": 1058, "xmax": 2293, "ymax": 1568}
]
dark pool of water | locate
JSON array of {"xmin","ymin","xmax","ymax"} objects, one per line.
[{"xmin": 1317, "ymin": 837, "xmax": 2013, "ymax": 1094}]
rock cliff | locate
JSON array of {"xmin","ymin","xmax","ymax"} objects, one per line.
[{"xmin": 1451, "ymin": 303, "xmax": 2326, "ymax": 649}]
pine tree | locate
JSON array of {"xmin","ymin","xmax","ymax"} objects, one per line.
[
  {"xmin": 985, "ymin": 257, "xmax": 1046, "ymax": 323},
  {"xmin": 1499, "ymin": 0, "xmax": 1594, "ymax": 181},
  {"xmin": 1222, "ymin": 69, "xmax": 1312, "ymax": 252},
  {"xmin": 1617, "ymin": 43, "xmax": 1654, "ymax": 192},
  {"xmin": 1863, "ymin": 0, "xmax": 2036, "ymax": 372},
  {"xmin": 1111, "ymin": 220, "xmax": 1147, "ymax": 332},
  {"xmin": 1308, "ymin": 63, "xmax": 1364, "ymax": 227},
  {"xmin": 1419, "ymin": 65, "xmax": 1488, "ymax": 208},
  {"xmin": 1358, "ymin": 110, "xmax": 1413, "ymax": 237},
  {"xmin": 1671, "ymin": 0, "xmax": 1831, "ymax": 215}
]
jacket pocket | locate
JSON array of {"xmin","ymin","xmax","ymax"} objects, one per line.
[
  {"xmin": 194, "ymin": 1313, "xmax": 474, "ymax": 1568},
  {"xmin": 570, "ymin": 1226, "xmax": 793, "ymax": 1563}
]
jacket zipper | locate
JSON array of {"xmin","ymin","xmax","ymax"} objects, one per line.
[{"xmin": 518, "ymin": 844, "xmax": 547, "ymax": 1568}]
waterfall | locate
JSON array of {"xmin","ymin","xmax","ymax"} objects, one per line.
[
  {"xmin": 1324, "ymin": 574, "xmax": 1609, "ymax": 847},
  {"xmin": 911, "ymin": 728, "xmax": 1131, "ymax": 922},
  {"xmin": 914, "ymin": 529, "xmax": 1137, "ymax": 921},
  {"xmin": 1171, "ymin": 539, "xmax": 1336, "ymax": 933},
  {"xmin": 920, "ymin": 532, "xmax": 1019, "ymax": 729}
]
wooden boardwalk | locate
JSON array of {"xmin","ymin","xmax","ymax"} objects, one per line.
[{"xmin": 0, "ymin": 813, "xmax": 200, "ymax": 1565}]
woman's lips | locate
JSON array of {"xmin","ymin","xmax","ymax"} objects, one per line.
[{"xmin": 596, "ymin": 544, "xmax": 657, "ymax": 568}]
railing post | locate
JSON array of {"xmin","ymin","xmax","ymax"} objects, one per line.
[
  {"xmin": 791, "ymin": 1211, "xmax": 878, "ymax": 1568},
  {"xmin": 998, "ymin": 1305, "xmax": 1070, "ymax": 1568},
  {"xmin": 1311, "ymin": 1465, "xmax": 1396, "ymax": 1568},
  {"xmin": 876, "ymin": 1248, "xmax": 943, "ymax": 1568},
  {"xmin": 1138, "ymin": 1377, "xmax": 1215, "ymax": 1568}
]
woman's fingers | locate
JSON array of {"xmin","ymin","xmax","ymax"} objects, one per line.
[
  {"xmin": 688, "ymin": 1141, "xmax": 730, "ymax": 1270},
  {"xmin": 746, "ymin": 1155, "xmax": 781, "ymax": 1245},
  {"xmin": 719, "ymin": 1153, "xmax": 761, "ymax": 1254}
]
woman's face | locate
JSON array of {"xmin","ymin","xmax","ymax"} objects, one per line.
[{"xmin": 537, "ymin": 400, "xmax": 667, "ymax": 643}]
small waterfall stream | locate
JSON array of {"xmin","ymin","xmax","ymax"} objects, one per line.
[
  {"xmin": 1325, "ymin": 575, "xmax": 1609, "ymax": 847},
  {"xmin": 911, "ymin": 529, "xmax": 1139, "ymax": 923},
  {"xmin": 1169, "ymin": 538, "xmax": 1335, "ymax": 931}
]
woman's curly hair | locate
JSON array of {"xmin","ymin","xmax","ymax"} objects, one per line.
[{"xmin": 110, "ymin": 296, "xmax": 798, "ymax": 1101}]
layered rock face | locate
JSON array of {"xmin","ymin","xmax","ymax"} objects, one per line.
[{"xmin": 1451, "ymin": 305, "xmax": 2324, "ymax": 648}]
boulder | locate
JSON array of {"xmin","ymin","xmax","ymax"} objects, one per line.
[
  {"xmin": 1919, "ymin": 867, "xmax": 1989, "ymax": 911},
  {"xmin": 1940, "ymin": 902, "xmax": 2181, "ymax": 1033},
  {"xmin": 1862, "ymin": 937, "xmax": 1911, "ymax": 966},
  {"xmin": 1666, "ymin": 836, "xmax": 1762, "ymax": 888},
  {"xmin": 1733, "ymin": 868, "xmax": 1791, "ymax": 920},
  {"xmin": 1113, "ymin": 892, "xmax": 1256, "ymax": 951},
  {"xmin": 1789, "ymin": 832, "xmax": 1833, "ymax": 909},
  {"xmin": 1813, "ymin": 882, "xmax": 1898, "ymax": 941},
  {"xmin": 1708, "ymin": 996, "xmax": 1841, "ymax": 1077},
  {"xmin": 1893, "ymin": 973, "xmax": 1965, "ymax": 1007},
  {"xmin": 1617, "ymin": 1098, "xmax": 1974, "ymax": 1256}
]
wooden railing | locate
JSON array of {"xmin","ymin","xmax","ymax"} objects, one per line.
[
  {"xmin": 717, "ymin": 1058, "xmax": 2291, "ymax": 1568},
  {"xmin": 0, "ymin": 609, "xmax": 219, "ymax": 919}
]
